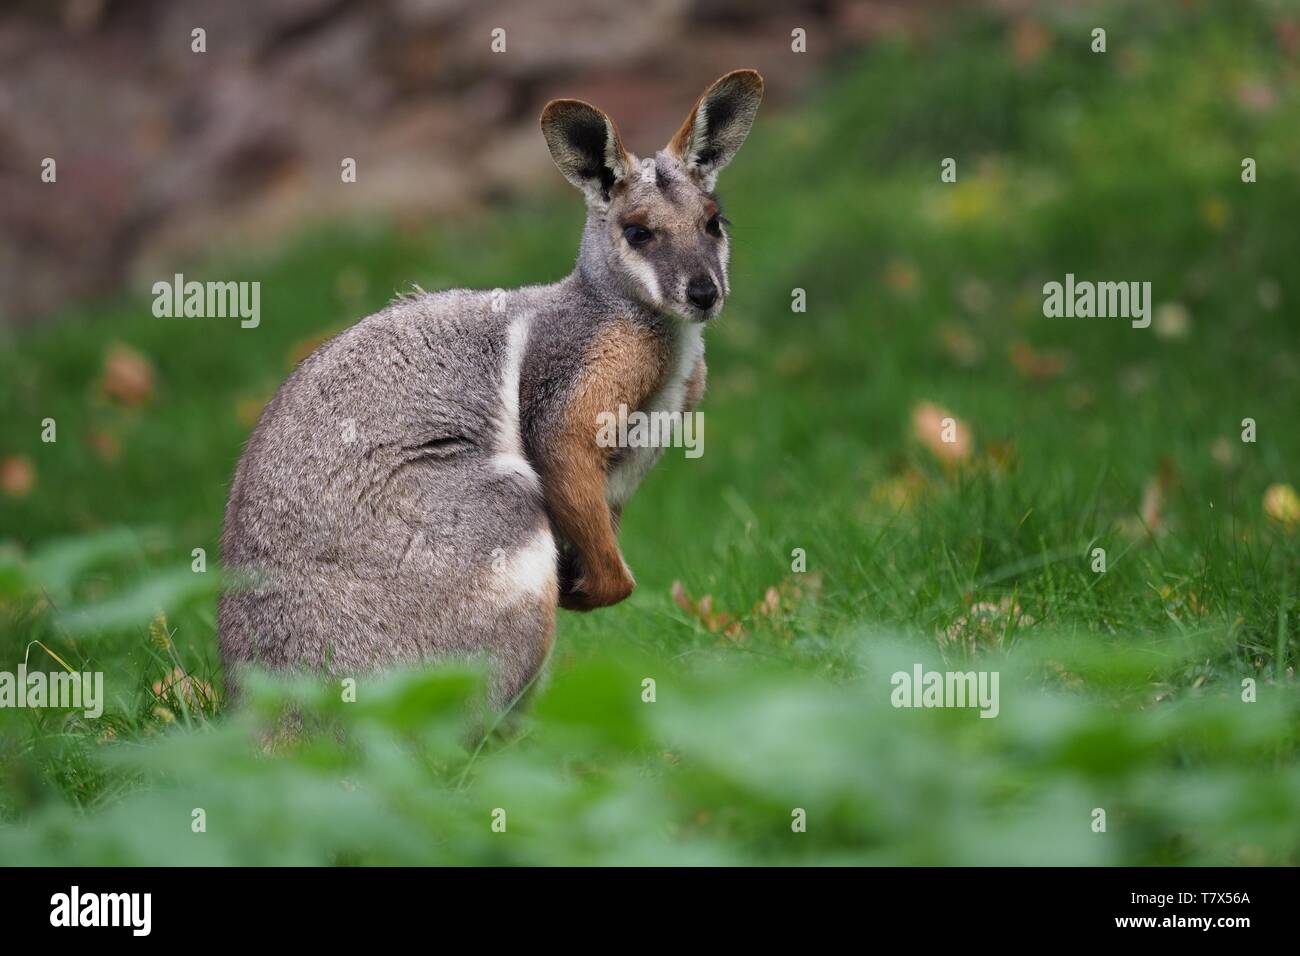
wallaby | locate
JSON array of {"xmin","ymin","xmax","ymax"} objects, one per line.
[{"xmin": 218, "ymin": 70, "xmax": 764, "ymax": 707}]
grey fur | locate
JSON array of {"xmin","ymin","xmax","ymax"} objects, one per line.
[{"xmin": 218, "ymin": 72, "xmax": 762, "ymax": 707}]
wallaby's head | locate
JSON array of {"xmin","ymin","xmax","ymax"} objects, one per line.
[{"xmin": 541, "ymin": 70, "xmax": 763, "ymax": 322}]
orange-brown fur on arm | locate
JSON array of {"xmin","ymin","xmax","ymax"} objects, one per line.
[{"xmin": 542, "ymin": 320, "xmax": 667, "ymax": 611}]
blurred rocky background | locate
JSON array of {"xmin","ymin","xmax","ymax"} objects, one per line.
[{"xmin": 0, "ymin": 0, "xmax": 945, "ymax": 325}]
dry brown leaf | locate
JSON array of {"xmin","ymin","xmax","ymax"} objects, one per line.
[
  {"xmin": 1139, "ymin": 475, "xmax": 1164, "ymax": 531},
  {"xmin": 1277, "ymin": 17, "xmax": 1300, "ymax": 56},
  {"xmin": 0, "ymin": 455, "xmax": 35, "ymax": 497},
  {"xmin": 1046, "ymin": 660, "xmax": 1084, "ymax": 691},
  {"xmin": 152, "ymin": 666, "xmax": 217, "ymax": 709},
  {"xmin": 749, "ymin": 573, "xmax": 823, "ymax": 623},
  {"xmin": 671, "ymin": 581, "xmax": 740, "ymax": 638},
  {"xmin": 943, "ymin": 596, "xmax": 1036, "ymax": 652},
  {"xmin": 1158, "ymin": 584, "xmax": 1208, "ymax": 620},
  {"xmin": 937, "ymin": 322, "xmax": 985, "ymax": 368},
  {"xmin": 1235, "ymin": 80, "xmax": 1277, "ymax": 114},
  {"xmin": 871, "ymin": 469, "xmax": 928, "ymax": 512},
  {"xmin": 755, "ymin": 586, "xmax": 781, "ymax": 618},
  {"xmin": 1066, "ymin": 383, "xmax": 1095, "ymax": 411},
  {"xmin": 1210, "ymin": 436, "xmax": 1236, "ymax": 467},
  {"xmin": 912, "ymin": 400, "xmax": 973, "ymax": 465},
  {"xmin": 981, "ymin": 440, "xmax": 1019, "ymax": 476},
  {"xmin": 671, "ymin": 573, "xmax": 822, "ymax": 642},
  {"xmin": 1120, "ymin": 458, "xmax": 1178, "ymax": 541},
  {"xmin": 88, "ymin": 429, "xmax": 121, "ymax": 462},
  {"xmin": 1010, "ymin": 17, "xmax": 1051, "ymax": 65},
  {"xmin": 1264, "ymin": 483, "xmax": 1300, "ymax": 532},
  {"xmin": 884, "ymin": 258, "xmax": 920, "ymax": 297},
  {"xmin": 1153, "ymin": 302, "xmax": 1191, "ymax": 340},
  {"xmin": 670, "ymin": 579, "xmax": 695, "ymax": 616},
  {"xmin": 101, "ymin": 343, "xmax": 155, "ymax": 407},
  {"xmin": 1008, "ymin": 340, "xmax": 1067, "ymax": 381}
]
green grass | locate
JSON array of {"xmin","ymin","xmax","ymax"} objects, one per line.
[{"xmin": 1, "ymin": 2, "xmax": 1298, "ymax": 864}]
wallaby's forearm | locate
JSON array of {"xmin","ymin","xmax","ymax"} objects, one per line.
[
  {"xmin": 543, "ymin": 447, "xmax": 629, "ymax": 610},
  {"xmin": 536, "ymin": 317, "xmax": 666, "ymax": 609}
]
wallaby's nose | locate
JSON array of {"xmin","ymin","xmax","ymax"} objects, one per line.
[{"xmin": 687, "ymin": 275, "xmax": 718, "ymax": 310}]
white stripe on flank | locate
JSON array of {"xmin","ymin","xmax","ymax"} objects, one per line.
[
  {"xmin": 493, "ymin": 313, "xmax": 541, "ymax": 493},
  {"xmin": 491, "ymin": 527, "xmax": 558, "ymax": 601}
]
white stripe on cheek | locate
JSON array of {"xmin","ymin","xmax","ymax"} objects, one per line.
[{"xmin": 620, "ymin": 243, "xmax": 662, "ymax": 304}]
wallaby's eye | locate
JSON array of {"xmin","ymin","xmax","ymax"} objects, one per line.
[
  {"xmin": 623, "ymin": 225, "xmax": 653, "ymax": 247},
  {"xmin": 705, "ymin": 215, "xmax": 727, "ymax": 238}
]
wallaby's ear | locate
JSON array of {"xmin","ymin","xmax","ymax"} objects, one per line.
[
  {"xmin": 540, "ymin": 99, "xmax": 632, "ymax": 205},
  {"xmin": 667, "ymin": 69, "xmax": 764, "ymax": 190}
]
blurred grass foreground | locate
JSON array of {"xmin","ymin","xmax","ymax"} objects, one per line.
[{"xmin": 2, "ymin": 4, "xmax": 1300, "ymax": 864}]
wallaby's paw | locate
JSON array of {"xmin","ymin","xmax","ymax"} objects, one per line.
[{"xmin": 561, "ymin": 565, "xmax": 635, "ymax": 611}]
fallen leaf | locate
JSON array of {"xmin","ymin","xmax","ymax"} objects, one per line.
[
  {"xmin": 1066, "ymin": 383, "xmax": 1094, "ymax": 410},
  {"xmin": 981, "ymin": 439, "xmax": 1019, "ymax": 475},
  {"xmin": 937, "ymin": 322, "xmax": 985, "ymax": 367},
  {"xmin": 943, "ymin": 596, "xmax": 1035, "ymax": 652},
  {"xmin": 1159, "ymin": 584, "xmax": 1208, "ymax": 620},
  {"xmin": 1153, "ymin": 302, "xmax": 1191, "ymax": 340},
  {"xmin": 1235, "ymin": 79, "xmax": 1277, "ymax": 113},
  {"xmin": 750, "ymin": 573, "xmax": 823, "ymax": 623},
  {"xmin": 152, "ymin": 666, "xmax": 218, "ymax": 709},
  {"xmin": 0, "ymin": 456, "xmax": 35, "ymax": 497},
  {"xmin": 1210, "ymin": 436, "xmax": 1236, "ymax": 467},
  {"xmin": 1009, "ymin": 340, "xmax": 1067, "ymax": 381},
  {"xmin": 884, "ymin": 258, "xmax": 919, "ymax": 297},
  {"xmin": 1140, "ymin": 460, "xmax": 1181, "ymax": 531},
  {"xmin": 101, "ymin": 344, "xmax": 155, "ymax": 407},
  {"xmin": 911, "ymin": 401, "xmax": 973, "ymax": 465},
  {"xmin": 871, "ymin": 469, "xmax": 928, "ymax": 511},
  {"xmin": 671, "ymin": 573, "xmax": 823, "ymax": 642},
  {"xmin": 1121, "ymin": 458, "xmax": 1178, "ymax": 540},
  {"xmin": 88, "ymin": 429, "xmax": 121, "ymax": 462},
  {"xmin": 1263, "ymin": 483, "xmax": 1300, "ymax": 532},
  {"xmin": 755, "ymin": 586, "xmax": 780, "ymax": 618},
  {"xmin": 1010, "ymin": 17, "xmax": 1051, "ymax": 66},
  {"xmin": 1046, "ymin": 660, "xmax": 1084, "ymax": 691},
  {"xmin": 1277, "ymin": 17, "xmax": 1300, "ymax": 56},
  {"xmin": 671, "ymin": 580, "xmax": 741, "ymax": 638}
]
